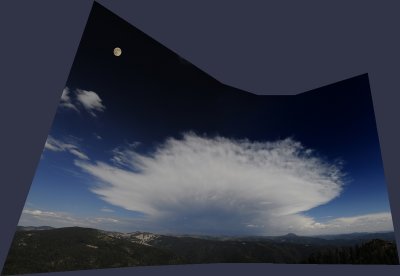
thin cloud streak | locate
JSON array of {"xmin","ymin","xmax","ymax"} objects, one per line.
[{"xmin": 44, "ymin": 135, "xmax": 89, "ymax": 160}]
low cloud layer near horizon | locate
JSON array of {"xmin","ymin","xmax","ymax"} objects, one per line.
[{"xmin": 19, "ymin": 208, "xmax": 394, "ymax": 236}]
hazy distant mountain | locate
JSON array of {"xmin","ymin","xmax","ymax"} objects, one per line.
[
  {"xmin": 2, "ymin": 227, "xmax": 398, "ymax": 275},
  {"xmin": 205, "ymin": 231, "xmax": 397, "ymax": 247},
  {"xmin": 314, "ymin": 232, "xmax": 396, "ymax": 241},
  {"xmin": 16, "ymin": 226, "xmax": 54, "ymax": 231},
  {"xmin": 283, "ymin": 232, "xmax": 393, "ymax": 246}
]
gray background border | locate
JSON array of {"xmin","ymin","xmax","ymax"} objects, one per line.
[{"xmin": 1, "ymin": 0, "xmax": 399, "ymax": 275}]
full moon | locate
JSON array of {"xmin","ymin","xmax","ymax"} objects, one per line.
[{"xmin": 113, "ymin": 47, "xmax": 122, "ymax": 57}]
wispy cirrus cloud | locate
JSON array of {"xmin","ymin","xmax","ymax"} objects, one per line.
[
  {"xmin": 100, "ymin": 208, "xmax": 115, "ymax": 213},
  {"xmin": 44, "ymin": 135, "xmax": 89, "ymax": 160},
  {"xmin": 110, "ymin": 141, "xmax": 141, "ymax": 168},
  {"xmin": 73, "ymin": 132, "xmax": 391, "ymax": 235}
]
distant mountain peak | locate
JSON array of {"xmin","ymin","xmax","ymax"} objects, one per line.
[{"xmin": 283, "ymin": 233, "xmax": 298, "ymax": 237}]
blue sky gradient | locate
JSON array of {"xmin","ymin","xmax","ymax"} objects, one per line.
[{"xmin": 19, "ymin": 4, "xmax": 394, "ymax": 236}]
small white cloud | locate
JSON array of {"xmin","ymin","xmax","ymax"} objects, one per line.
[
  {"xmin": 94, "ymin": 133, "xmax": 102, "ymax": 140},
  {"xmin": 76, "ymin": 89, "xmax": 106, "ymax": 117},
  {"xmin": 44, "ymin": 135, "xmax": 89, "ymax": 160},
  {"xmin": 91, "ymin": 217, "xmax": 119, "ymax": 223},
  {"xmin": 60, "ymin": 87, "xmax": 78, "ymax": 112},
  {"xmin": 58, "ymin": 87, "xmax": 105, "ymax": 117}
]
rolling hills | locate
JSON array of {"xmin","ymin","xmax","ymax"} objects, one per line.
[{"xmin": 2, "ymin": 227, "xmax": 398, "ymax": 275}]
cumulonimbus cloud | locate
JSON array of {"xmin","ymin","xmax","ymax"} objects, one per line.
[{"xmin": 73, "ymin": 132, "xmax": 367, "ymax": 235}]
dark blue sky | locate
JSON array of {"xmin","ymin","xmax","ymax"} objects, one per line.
[{"xmin": 20, "ymin": 3, "xmax": 393, "ymax": 235}]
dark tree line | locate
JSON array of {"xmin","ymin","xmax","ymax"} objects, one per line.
[{"xmin": 303, "ymin": 239, "xmax": 399, "ymax": 264}]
